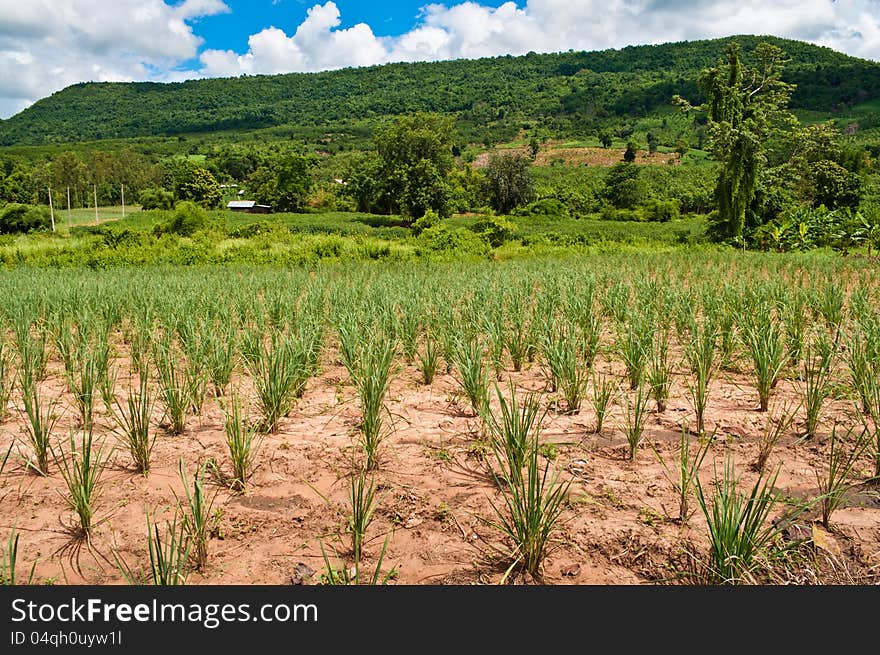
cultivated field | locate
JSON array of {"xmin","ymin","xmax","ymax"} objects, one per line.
[{"xmin": 1, "ymin": 252, "xmax": 879, "ymax": 585}]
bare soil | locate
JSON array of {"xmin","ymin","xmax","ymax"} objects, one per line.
[{"xmin": 1, "ymin": 344, "xmax": 878, "ymax": 586}]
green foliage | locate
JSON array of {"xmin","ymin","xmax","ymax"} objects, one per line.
[
  {"xmin": 168, "ymin": 161, "xmax": 222, "ymax": 209},
  {"xmin": 372, "ymin": 112, "xmax": 454, "ymax": 221},
  {"xmin": 0, "ymin": 203, "xmax": 51, "ymax": 234},
  {"xmin": 156, "ymin": 201, "xmax": 210, "ymax": 237},
  {"xmin": 810, "ymin": 160, "xmax": 861, "ymax": 210},
  {"xmin": 138, "ymin": 187, "xmax": 174, "ymax": 210},
  {"xmin": 640, "ymin": 198, "xmax": 681, "ymax": 222},
  {"xmin": 603, "ymin": 163, "xmax": 645, "ymax": 209},
  {"xmin": 679, "ymin": 42, "xmax": 796, "ymax": 242},
  {"xmin": 411, "ymin": 209, "xmax": 440, "ymax": 236},
  {"xmin": 248, "ymin": 153, "xmax": 314, "ymax": 212},
  {"xmin": 695, "ymin": 459, "xmax": 790, "ymax": 584},
  {"xmin": 418, "ymin": 223, "xmax": 491, "ymax": 257},
  {"xmin": 2, "ymin": 36, "xmax": 877, "ymax": 149},
  {"xmin": 482, "ymin": 153, "xmax": 536, "ymax": 214},
  {"xmin": 469, "ymin": 215, "xmax": 516, "ymax": 248}
]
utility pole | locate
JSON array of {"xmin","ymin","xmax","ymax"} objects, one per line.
[
  {"xmin": 67, "ymin": 186, "xmax": 72, "ymax": 230},
  {"xmin": 47, "ymin": 188, "xmax": 55, "ymax": 232},
  {"xmin": 93, "ymin": 185, "xmax": 98, "ymax": 225},
  {"xmin": 121, "ymin": 184, "xmax": 126, "ymax": 218}
]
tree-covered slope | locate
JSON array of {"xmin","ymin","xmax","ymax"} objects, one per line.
[{"xmin": 1, "ymin": 35, "xmax": 878, "ymax": 146}]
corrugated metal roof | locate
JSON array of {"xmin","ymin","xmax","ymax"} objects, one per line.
[{"xmin": 227, "ymin": 200, "xmax": 256, "ymax": 208}]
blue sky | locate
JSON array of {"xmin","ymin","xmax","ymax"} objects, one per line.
[
  {"xmin": 191, "ymin": 1, "xmax": 512, "ymax": 53},
  {"xmin": 1, "ymin": 0, "xmax": 879, "ymax": 118}
]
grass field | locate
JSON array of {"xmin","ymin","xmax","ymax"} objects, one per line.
[{"xmin": 0, "ymin": 248, "xmax": 878, "ymax": 586}]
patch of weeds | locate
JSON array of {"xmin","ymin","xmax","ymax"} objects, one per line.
[
  {"xmin": 539, "ymin": 442, "xmax": 559, "ymax": 461},
  {"xmin": 638, "ymin": 506, "xmax": 665, "ymax": 527}
]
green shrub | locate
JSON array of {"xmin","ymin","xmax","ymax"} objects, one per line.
[
  {"xmin": 138, "ymin": 188, "xmax": 175, "ymax": 211},
  {"xmin": 411, "ymin": 209, "xmax": 441, "ymax": 236},
  {"xmin": 154, "ymin": 201, "xmax": 210, "ymax": 237},
  {"xmin": 513, "ymin": 197, "xmax": 570, "ymax": 218},
  {"xmin": 640, "ymin": 198, "xmax": 680, "ymax": 222},
  {"xmin": 469, "ymin": 216, "xmax": 516, "ymax": 247},
  {"xmin": 418, "ymin": 224, "xmax": 491, "ymax": 256},
  {"xmin": 0, "ymin": 204, "xmax": 51, "ymax": 235}
]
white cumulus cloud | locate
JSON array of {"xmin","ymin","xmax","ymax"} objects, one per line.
[
  {"xmin": 0, "ymin": 0, "xmax": 230, "ymax": 118},
  {"xmin": 200, "ymin": 1, "xmax": 880, "ymax": 79}
]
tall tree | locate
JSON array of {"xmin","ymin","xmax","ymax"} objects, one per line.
[
  {"xmin": 677, "ymin": 42, "xmax": 796, "ymax": 243},
  {"xmin": 373, "ymin": 112, "xmax": 454, "ymax": 222},
  {"xmin": 482, "ymin": 153, "xmax": 535, "ymax": 214}
]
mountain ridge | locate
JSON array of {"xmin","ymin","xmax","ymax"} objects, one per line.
[{"xmin": 2, "ymin": 34, "xmax": 878, "ymax": 146}]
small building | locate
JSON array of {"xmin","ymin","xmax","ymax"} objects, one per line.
[{"xmin": 227, "ymin": 200, "xmax": 272, "ymax": 214}]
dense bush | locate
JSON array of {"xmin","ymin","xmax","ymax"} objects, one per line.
[
  {"xmin": 470, "ymin": 215, "xmax": 516, "ymax": 247},
  {"xmin": 154, "ymin": 201, "xmax": 211, "ymax": 237},
  {"xmin": 513, "ymin": 197, "xmax": 571, "ymax": 218},
  {"xmin": 0, "ymin": 203, "xmax": 51, "ymax": 234},
  {"xmin": 411, "ymin": 209, "xmax": 441, "ymax": 236},
  {"xmin": 138, "ymin": 187, "xmax": 175, "ymax": 210},
  {"xmin": 640, "ymin": 198, "xmax": 681, "ymax": 222},
  {"xmin": 418, "ymin": 224, "xmax": 491, "ymax": 256}
]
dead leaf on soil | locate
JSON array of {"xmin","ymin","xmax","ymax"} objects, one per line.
[
  {"xmin": 291, "ymin": 562, "xmax": 315, "ymax": 585},
  {"xmin": 561, "ymin": 563, "xmax": 581, "ymax": 577},
  {"xmin": 812, "ymin": 524, "xmax": 842, "ymax": 558}
]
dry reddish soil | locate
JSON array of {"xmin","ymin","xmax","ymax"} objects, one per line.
[
  {"xmin": 472, "ymin": 143, "xmax": 680, "ymax": 168},
  {"xmin": 1, "ymin": 341, "xmax": 878, "ymax": 586}
]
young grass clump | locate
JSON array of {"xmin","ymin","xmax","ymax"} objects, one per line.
[
  {"xmin": 615, "ymin": 316, "xmax": 652, "ymax": 390},
  {"xmin": 751, "ymin": 402, "xmax": 796, "ymax": 473},
  {"xmin": 816, "ymin": 426, "xmax": 872, "ymax": 530},
  {"xmin": 116, "ymin": 510, "xmax": 192, "ymax": 585},
  {"xmin": 590, "ymin": 372, "xmax": 616, "ymax": 435},
  {"xmin": 684, "ymin": 320, "xmax": 717, "ymax": 435},
  {"xmin": 153, "ymin": 335, "xmax": 193, "ymax": 435},
  {"xmin": 112, "ymin": 373, "xmax": 156, "ymax": 474},
  {"xmin": 243, "ymin": 329, "xmax": 307, "ymax": 433},
  {"xmin": 695, "ymin": 458, "xmax": 790, "ymax": 584},
  {"xmin": 452, "ymin": 337, "xmax": 490, "ymax": 417},
  {"xmin": 20, "ymin": 386, "xmax": 58, "ymax": 475},
  {"xmin": 652, "ymin": 425, "xmax": 713, "ymax": 523},
  {"xmin": 740, "ymin": 310, "xmax": 787, "ymax": 412},
  {"xmin": 489, "ymin": 428, "xmax": 571, "ymax": 582},
  {"xmin": 542, "ymin": 325, "xmax": 588, "ymax": 414},
  {"xmin": 416, "ymin": 335, "xmax": 440, "ymax": 385},
  {"xmin": 53, "ymin": 428, "xmax": 108, "ymax": 538},
  {"xmin": 68, "ymin": 340, "xmax": 100, "ymax": 430},
  {"xmin": 354, "ymin": 338, "xmax": 396, "ymax": 471},
  {"xmin": 223, "ymin": 394, "xmax": 260, "ymax": 491},
  {"xmin": 622, "ymin": 384, "xmax": 650, "ymax": 461},
  {"xmin": 207, "ymin": 322, "xmax": 238, "ymax": 397},
  {"xmin": 175, "ymin": 460, "xmax": 217, "ymax": 571},
  {"xmin": 800, "ymin": 333, "xmax": 836, "ymax": 439},
  {"xmin": 1, "ymin": 528, "xmax": 35, "ymax": 585},
  {"xmin": 0, "ymin": 343, "xmax": 13, "ymax": 421},
  {"xmin": 482, "ymin": 384, "xmax": 545, "ymax": 485},
  {"xmin": 647, "ymin": 328, "xmax": 673, "ymax": 413},
  {"xmin": 320, "ymin": 468, "xmax": 396, "ymax": 585}
]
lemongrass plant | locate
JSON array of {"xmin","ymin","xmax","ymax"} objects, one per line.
[
  {"xmin": 622, "ymin": 383, "xmax": 651, "ymax": 461},
  {"xmin": 223, "ymin": 393, "xmax": 260, "ymax": 491},
  {"xmin": 52, "ymin": 428, "xmax": 108, "ymax": 537},
  {"xmin": 175, "ymin": 459, "xmax": 217, "ymax": 571},
  {"xmin": 590, "ymin": 372, "xmax": 616, "ymax": 435},
  {"xmin": 354, "ymin": 337, "xmax": 396, "ymax": 471},
  {"xmin": 21, "ymin": 385, "xmax": 58, "ymax": 475},
  {"xmin": 112, "ymin": 372, "xmax": 156, "ymax": 474},
  {"xmin": 740, "ymin": 310, "xmax": 787, "ymax": 412},
  {"xmin": 816, "ymin": 425, "xmax": 872, "ymax": 529}
]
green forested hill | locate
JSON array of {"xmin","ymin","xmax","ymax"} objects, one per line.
[{"xmin": 1, "ymin": 35, "xmax": 878, "ymax": 146}]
